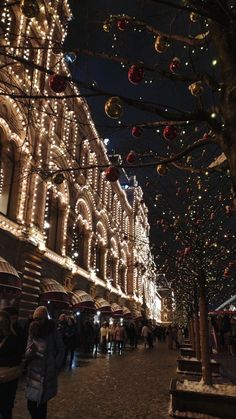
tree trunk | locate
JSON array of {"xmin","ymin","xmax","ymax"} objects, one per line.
[
  {"xmin": 199, "ymin": 282, "xmax": 212, "ymax": 385},
  {"xmin": 194, "ymin": 311, "xmax": 201, "ymax": 360}
]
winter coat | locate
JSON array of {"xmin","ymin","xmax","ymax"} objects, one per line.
[
  {"xmin": 25, "ymin": 319, "xmax": 64, "ymax": 404},
  {"xmin": 64, "ymin": 323, "xmax": 77, "ymax": 350},
  {"xmin": 0, "ymin": 333, "xmax": 24, "ymax": 383}
]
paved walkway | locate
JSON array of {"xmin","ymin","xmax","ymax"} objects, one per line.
[{"xmin": 14, "ymin": 342, "xmax": 177, "ymax": 419}]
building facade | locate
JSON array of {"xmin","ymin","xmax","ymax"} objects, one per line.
[{"xmin": 0, "ymin": 0, "xmax": 160, "ymax": 321}]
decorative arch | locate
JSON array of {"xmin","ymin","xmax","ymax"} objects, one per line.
[
  {"xmin": 71, "ymin": 197, "xmax": 93, "ymax": 269},
  {"xmin": 106, "ymin": 236, "xmax": 119, "ymax": 288},
  {"xmin": 0, "ymin": 115, "xmax": 30, "ymax": 222}
]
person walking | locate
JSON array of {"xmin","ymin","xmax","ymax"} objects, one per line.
[
  {"xmin": 100, "ymin": 322, "xmax": 109, "ymax": 353},
  {"xmin": 25, "ymin": 306, "xmax": 64, "ymax": 419},
  {"xmin": 63, "ymin": 317, "xmax": 77, "ymax": 368},
  {"xmin": 141, "ymin": 322, "xmax": 151, "ymax": 349},
  {"xmin": 0, "ymin": 310, "xmax": 24, "ymax": 419}
]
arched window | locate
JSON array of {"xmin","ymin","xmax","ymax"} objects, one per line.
[
  {"xmin": 46, "ymin": 189, "xmax": 65, "ymax": 254},
  {"xmin": 0, "ymin": 139, "xmax": 16, "ymax": 219},
  {"xmin": 73, "ymin": 223, "xmax": 86, "ymax": 268}
]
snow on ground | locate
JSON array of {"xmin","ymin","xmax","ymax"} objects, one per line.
[{"xmin": 176, "ymin": 379, "xmax": 236, "ymax": 396}]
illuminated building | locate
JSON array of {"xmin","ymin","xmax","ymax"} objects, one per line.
[{"xmin": 0, "ymin": 0, "xmax": 159, "ymax": 320}]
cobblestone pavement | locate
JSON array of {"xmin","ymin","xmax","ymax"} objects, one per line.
[{"xmin": 14, "ymin": 342, "xmax": 177, "ymax": 419}]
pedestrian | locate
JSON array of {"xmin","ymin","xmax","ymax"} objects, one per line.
[
  {"xmin": 100, "ymin": 322, "xmax": 109, "ymax": 353},
  {"xmin": 0, "ymin": 310, "xmax": 24, "ymax": 419},
  {"xmin": 93, "ymin": 322, "xmax": 100, "ymax": 356},
  {"xmin": 64, "ymin": 317, "xmax": 77, "ymax": 368},
  {"xmin": 141, "ymin": 322, "xmax": 151, "ymax": 349},
  {"xmin": 4, "ymin": 306, "xmax": 26, "ymax": 351},
  {"xmin": 25, "ymin": 306, "xmax": 64, "ymax": 419},
  {"xmin": 114, "ymin": 323, "xmax": 126, "ymax": 352}
]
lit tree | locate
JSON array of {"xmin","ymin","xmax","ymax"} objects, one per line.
[{"xmin": 150, "ymin": 171, "xmax": 235, "ymax": 384}]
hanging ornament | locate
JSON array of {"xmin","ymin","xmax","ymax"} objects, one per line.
[
  {"xmin": 21, "ymin": 0, "xmax": 40, "ymax": 18},
  {"xmin": 126, "ymin": 151, "xmax": 136, "ymax": 164},
  {"xmin": 128, "ymin": 65, "xmax": 144, "ymax": 85},
  {"xmin": 190, "ymin": 12, "xmax": 199, "ymax": 22},
  {"xmin": 117, "ymin": 19, "xmax": 128, "ymax": 31},
  {"xmin": 131, "ymin": 126, "xmax": 142, "ymax": 137},
  {"xmin": 154, "ymin": 36, "xmax": 168, "ymax": 53},
  {"xmin": 163, "ymin": 125, "xmax": 177, "ymax": 140},
  {"xmin": 223, "ymin": 268, "xmax": 230, "ymax": 278},
  {"xmin": 156, "ymin": 164, "xmax": 168, "ymax": 175},
  {"xmin": 52, "ymin": 42, "xmax": 63, "ymax": 55},
  {"xmin": 104, "ymin": 96, "xmax": 123, "ymax": 119},
  {"xmin": 103, "ymin": 21, "xmax": 111, "ymax": 32},
  {"xmin": 53, "ymin": 173, "xmax": 65, "ymax": 185},
  {"xmin": 49, "ymin": 74, "xmax": 67, "ymax": 93},
  {"xmin": 169, "ymin": 57, "xmax": 181, "ymax": 73},
  {"xmin": 105, "ymin": 166, "xmax": 120, "ymax": 182},
  {"xmin": 188, "ymin": 81, "xmax": 203, "ymax": 96},
  {"xmin": 64, "ymin": 51, "xmax": 77, "ymax": 64}
]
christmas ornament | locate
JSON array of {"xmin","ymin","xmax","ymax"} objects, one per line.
[
  {"xmin": 169, "ymin": 57, "xmax": 181, "ymax": 73},
  {"xmin": 188, "ymin": 81, "xmax": 203, "ymax": 96},
  {"xmin": 126, "ymin": 151, "xmax": 136, "ymax": 164},
  {"xmin": 163, "ymin": 125, "xmax": 177, "ymax": 140},
  {"xmin": 156, "ymin": 164, "xmax": 168, "ymax": 175},
  {"xmin": 103, "ymin": 21, "xmax": 111, "ymax": 32},
  {"xmin": 64, "ymin": 51, "xmax": 77, "ymax": 64},
  {"xmin": 21, "ymin": 0, "xmax": 40, "ymax": 18},
  {"xmin": 131, "ymin": 126, "xmax": 142, "ymax": 137},
  {"xmin": 117, "ymin": 19, "xmax": 128, "ymax": 31},
  {"xmin": 190, "ymin": 12, "xmax": 199, "ymax": 22},
  {"xmin": 154, "ymin": 36, "xmax": 168, "ymax": 53},
  {"xmin": 52, "ymin": 42, "xmax": 63, "ymax": 55},
  {"xmin": 128, "ymin": 65, "xmax": 144, "ymax": 85},
  {"xmin": 53, "ymin": 173, "xmax": 65, "ymax": 185},
  {"xmin": 49, "ymin": 74, "xmax": 67, "ymax": 93},
  {"xmin": 105, "ymin": 166, "xmax": 120, "ymax": 182},
  {"xmin": 104, "ymin": 97, "xmax": 123, "ymax": 119}
]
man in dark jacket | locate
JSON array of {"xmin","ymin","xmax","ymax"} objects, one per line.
[{"xmin": 25, "ymin": 306, "xmax": 64, "ymax": 419}]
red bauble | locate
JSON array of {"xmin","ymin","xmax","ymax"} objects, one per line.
[
  {"xmin": 105, "ymin": 166, "xmax": 120, "ymax": 182},
  {"xmin": 131, "ymin": 126, "xmax": 142, "ymax": 137},
  {"xmin": 117, "ymin": 19, "xmax": 127, "ymax": 31},
  {"xmin": 128, "ymin": 65, "xmax": 144, "ymax": 85},
  {"xmin": 126, "ymin": 151, "xmax": 136, "ymax": 163},
  {"xmin": 49, "ymin": 74, "xmax": 67, "ymax": 93},
  {"xmin": 169, "ymin": 57, "xmax": 180, "ymax": 73},
  {"xmin": 203, "ymin": 132, "xmax": 210, "ymax": 140},
  {"xmin": 163, "ymin": 125, "xmax": 177, "ymax": 140}
]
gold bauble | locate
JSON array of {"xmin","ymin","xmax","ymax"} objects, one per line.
[
  {"xmin": 190, "ymin": 12, "xmax": 199, "ymax": 22},
  {"xmin": 21, "ymin": 0, "xmax": 40, "ymax": 18},
  {"xmin": 154, "ymin": 36, "xmax": 168, "ymax": 53},
  {"xmin": 103, "ymin": 21, "xmax": 111, "ymax": 32},
  {"xmin": 105, "ymin": 97, "xmax": 123, "ymax": 119},
  {"xmin": 156, "ymin": 164, "xmax": 168, "ymax": 175},
  {"xmin": 188, "ymin": 81, "xmax": 203, "ymax": 96}
]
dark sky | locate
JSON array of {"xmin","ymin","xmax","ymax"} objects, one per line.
[{"xmin": 64, "ymin": 0, "xmax": 235, "ymax": 306}]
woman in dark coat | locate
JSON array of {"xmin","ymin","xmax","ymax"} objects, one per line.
[
  {"xmin": 0, "ymin": 310, "xmax": 24, "ymax": 419},
  {"xmin": 25, "ymin": 306, "xmax": 64, "ymax": 419},
  {"xmin": 63, "ymin": 317, "xmax": 77, "ymax": 368}
]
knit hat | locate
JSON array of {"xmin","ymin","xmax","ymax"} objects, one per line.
[{"xmin": 33, "ymin": 306, "xmax": 49, "ymax": 320}]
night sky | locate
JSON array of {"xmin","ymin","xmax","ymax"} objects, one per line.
[{"xmin": 64, "ymin": 0, "xmax": 235, "ymax": 307}]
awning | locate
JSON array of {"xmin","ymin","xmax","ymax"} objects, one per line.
[
  {"xmin": 111, "ymin": 302, "xmax": 123, "ymax": 317},
  {"xmin": 40, "ymin": 278, "xmax": 69, "ymax": 306},
  {"xmin": 95, "ymin": 297, "xmax": 111, "ymax": 314},
  {"xmin": 132, "ymin": 309, "xmax": 142, "ymax": 320},
  {"xmin": 69, "ymin": 290, "xmax": 95, "ymax": 310},
  {"xmin": 0, "ymin": 257, "xmax": 21, "ymax": 297},
  {"xmin": 122, "ymin": 306, "xmax": 132, "ymax": 319}
]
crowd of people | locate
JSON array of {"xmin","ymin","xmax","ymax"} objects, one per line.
[{"xmin": 2, "ymin": 304, "xmax": 234, "ymax": 419}]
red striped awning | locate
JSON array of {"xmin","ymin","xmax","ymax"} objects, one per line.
[
  {"xmin": 69, "ymin": 290, "xmax": 95, "ymax": 310},
  {"xmin": 40, "ymin": 278, "xmax": 69, "ymax": 306},
  {"xmin": 95, "ymin": 297, "xmax": 111, "ymax": 313},
  {"xmin": 122, "ymin": 306, "xmax": 132, "ymax": 319},
  {"xmin": 0, "ymin": 257, "xmax": 21, "ymax": 297},
  {"xmin": 111, "ymin": 302, "xmax": 123, "ymax": 317}
]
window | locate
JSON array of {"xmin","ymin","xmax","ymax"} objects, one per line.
[
  {"xmin": 46, "ymin": 191, "xmax": 62, "ymax": 253},
  {"xmin": 0, "ymin": 140, "xmax": 16, "ymax": 218}
]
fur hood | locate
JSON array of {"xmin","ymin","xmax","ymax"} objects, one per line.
[{"xmin": 29, "ymin": 318, "xmax": 56, "ymax": 339}]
